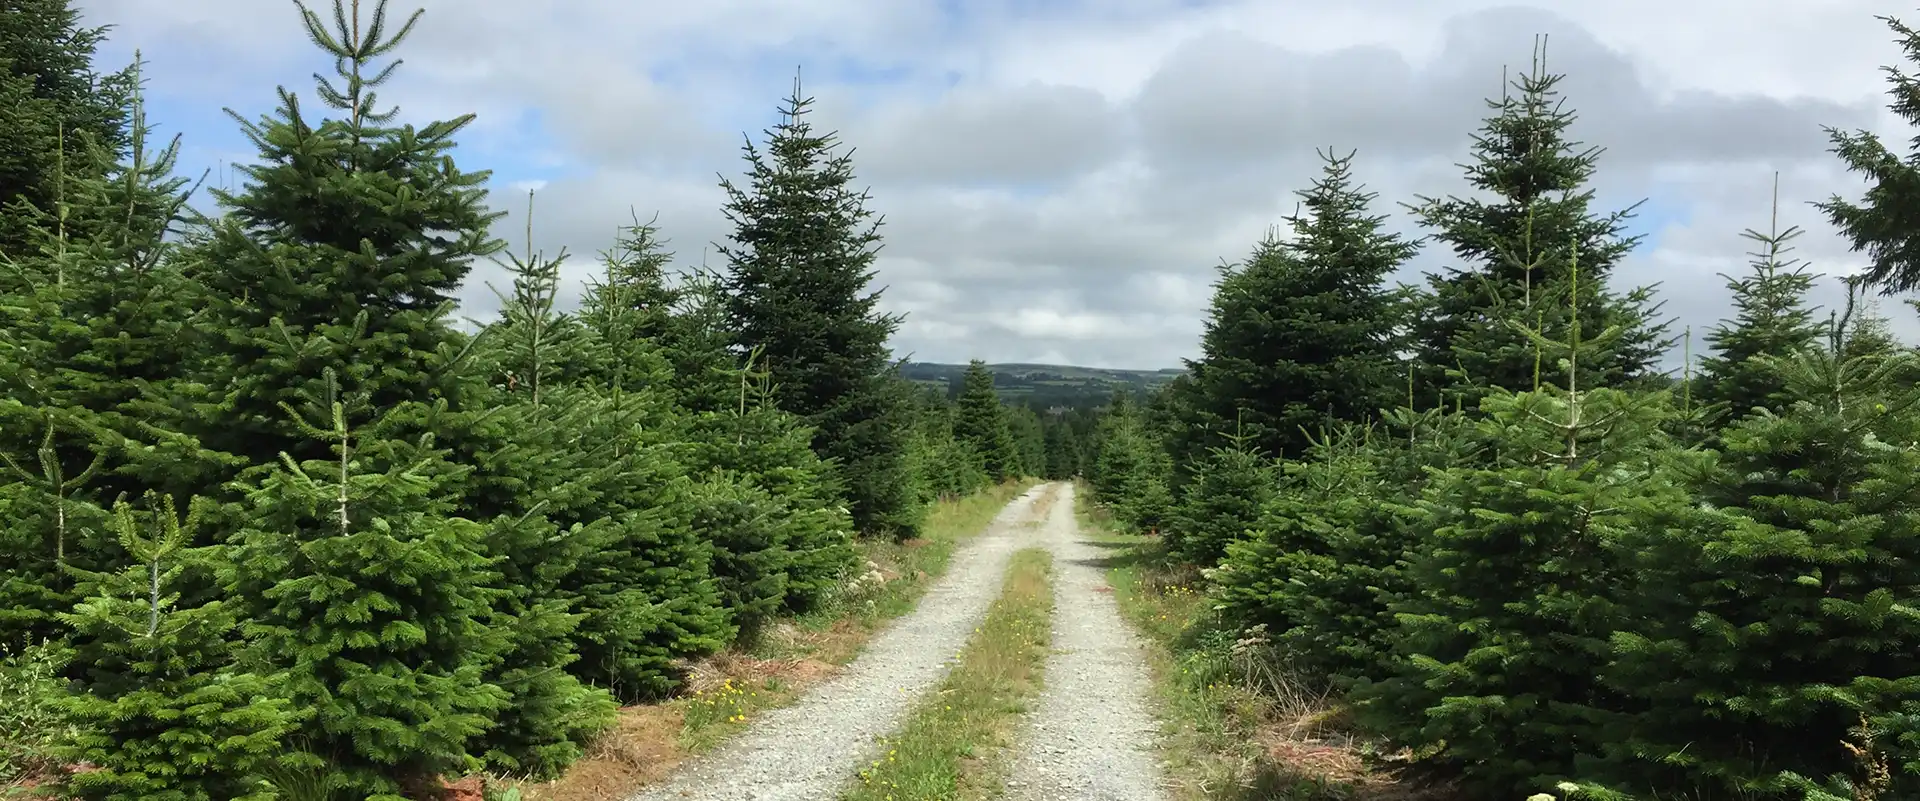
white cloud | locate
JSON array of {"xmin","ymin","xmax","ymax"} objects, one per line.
[{"xmin": 78, "ymin": 0, "xmax": 1916, "ymax": 367}]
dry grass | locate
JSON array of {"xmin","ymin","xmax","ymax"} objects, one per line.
[
  {"xmin": 1072, "ymin": 484, "xmax": 1441, "ymax": 801},
  {"xmin": 843, "ymin": 547, "xmax": 1054, "ymax": 801},
  {"xmin": 509, "ymin": 480, "xmax": 1036, "ymax": 801}
]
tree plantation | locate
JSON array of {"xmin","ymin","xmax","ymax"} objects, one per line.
[
  {"xmin": 0, "ymin": 1, "xmax": 1074, "ymax": 798},
  {"xmin": 1085, "ymin": 18, "xmax": 1920, "ymax": 801},
  {"xmin": 7, "ymin": 1, "xmax": 1920, "ymax": 800}
]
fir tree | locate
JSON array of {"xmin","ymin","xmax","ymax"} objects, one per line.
[
  {"xmin": 1007, "ymin": 404, "xmax": 1047, "ymax": 479},
  {"xmin": 953, "ymin": 360, "xmax": 1019, "ymax": 481},
  {"xmin": 1164, "ymin": 431, "xmax": 1275, "ymax": 568},
  {"xmin": 1176, "ymin": 150, "xmax": 1417, "ymax": 470},
  {"xmin": 457, "ymin": 240, "xmax": 621, "ymax": 777},
  {"xmin": 1695, "ymin": 179, "xmax": 1824, "ymax": 428},
  {"xmin": 682, "ymin": 353, "xmax": 856, "ymax": 633},
  {"xmin": 0, "ymin": 57, "xmax": 206, "ymax": 649},
  {"xmin": 178, "ymin": 0, "xmax": 505, "ymax": 477},
  {"xmin": 222, "ymin": 387, "xmax": 507, "ymax": 800},
  {"xmin": 1042, "ymin": 413, "xmax": 1082, "ymax": 479},
  {"xmin": 1087, "ymin": 393, "xmax": 1175, "ymax": 534},
  {"xmin": 902, "ymin": 388, "xmax": 989, "ymax": 502},
  {"xmin": 1819, "ymin": 13, "xmax": 1920, "ymax": 294},
  {"xmin": 0, "ymin": 0, "xmax": 133, "ymax": 254},
  {"xmin": 58, "ymin": 493, "xmax": 294, "ymax": 801},
  {"xmin": 1589, "ymin": 288, "xmax": 1920, "ymax": 800},
  {"xmin": 1408, "ymin": 39, "xmax": 1668, "ymax": 407},
  {"xmin": 1355, "ymin": 250, "xmax": 1674, "ymax": 796},
  {"xmin": 717, "ymin": 74, "xmax": 919, "ymax": 538}
]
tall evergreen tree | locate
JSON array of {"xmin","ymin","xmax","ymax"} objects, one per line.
[
  {"xmin": 952, "ymin": 360, "xmax": 1019, "ymax": 481},
  {"xmin": 1355, "ymin": 260, "xmax": 1673, "ymax": 796},
  {"xmin": 0, "ymin": 57, "xmax": 204, "ymax": 649},
  {"xmin": 902, "ymin": 388, "xmax": 989, "ymax": 502},
  {"xmin": 1588, "ymin": 289, "xmax": 1920, "ymax": 801},
  {"xmin": 717, "ymin": 75, "xmax": 919, "ymax": 538},
  {"xmin": 0, "ymin": 0, "xmax": 133, "ymax": 254},
  {"xmin": 1408, "ymin": 39, "xmax": 1668, "ymax": 407},
  {"xmin": 1694, "ymin": 186, "xmax": 1824, "ymax": 428},
  {"xmin": 1174, "ymin": 150, "xmax": 1416, "ymax": 471},
  {"xmin": 1042, "ymin": 413, "xmax": 1082, "ymax": 479},
  {"xmin": 176, "ymin": 0, "xmax": 505, "ymax": 479},
  {"xmin": 1820, "ymin": 13, "xmax": 1920, "ymax": 295}
]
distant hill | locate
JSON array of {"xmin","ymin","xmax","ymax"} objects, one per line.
[{"xmin": 900, "ymin": 361, "xmax": 1184, "ymax": 407}]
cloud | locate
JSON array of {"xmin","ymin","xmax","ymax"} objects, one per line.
[{"xmin": 76, "ymin": 0, "xmax": 1914, "ymax": 369}]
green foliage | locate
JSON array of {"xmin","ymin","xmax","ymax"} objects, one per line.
[
  {"xmin": 717, "ymin": 75, "xmax": 919, "ymax": 539},
  {"xmin": 1582, "ymin": 294, "xmax": 1920, "ymax": 801},
  {"xmin": 0, "ymin": 641, "xmax": 84, "ymax": 788},
  {"xmin": 1210, "ymin": 420, "xmax": 1452, "ymax": 683},
  {"xmin": 1819, "ymin": 13, "xmax": 1920, "ymax": 294},
  {"xmin": 903, "ymin": 389, "xmax": 991, "ymax": 503},
  {"xmin": 1407, "ymin": 40, "xmax": 1667, "ymax": 409},
  {"xmin": 0, "ymin": 0, "xmax": 133, "ymax": 253},
  {"xmin": 177, "ymin": 0, "xmax": 504, "ymax": 477},
  {"xmin": 1164, "ymin": 439, "xmax": 1275, "ymax": 568},
  {"xmin": 1087, "ymin": 393, "xmax": 1175, "ymax": 534},
  {"xmin": 1173, "ymin": 150, "xmax": 1416, "ymax": 469},
  {"xmin": 953, "ymin": 360, "xmax": 1021, "ymax": 481},
  {"xmin": 59, "ymin": 494, "xmax": 295, "ymax": 801},
  {"xmin": 1694, "ymin": 194, "xmax": 1824, "ymax": 428},
  {"xmin": 223, "ymin": 391, "xmax": 508, "ymax": 801}
]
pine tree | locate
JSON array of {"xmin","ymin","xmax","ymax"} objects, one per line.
[
  {"xmin": 1164, "ymin": 432, "xmax": 1274, "ymax": 568},
  {"xmin": 177, "ymin": 0, "xmax": 505, "ymax": 477},
  {"xmin": 1174, "ymin": 150, "xmax": 1416, "ymax": 472},
  {"xmin": 58, "ymin": 494, "xmax": 294, "ymax": 801},
  {"xmin": 1695, "ymin": 179, "xmax": 1824, "ymax": 428},
  {"xmin": 1214, "ymin": 410, "xmax": 1477, "ymax": 685},
  {"xmin": 577, "ymin": 214, "xmax": 681, "ymax": 402},
  {"xmin": 1588, "ymin": 287, "xmax": 1920, "ymax": 800},
  {"xmin": 1006, "ymin": 404, "xmax": 1047, "ymax": 479},
  {"xmin": 1819, "ymin": 13, "xmax": 1920, "ymax": 294},
  {"xmin": 223, "ymin": 387, "xmax": 506, "ymax": 800},
  {"xmin": 1042, "ymin": 413, "xmax": 1082, "ymax": 479},
  {"xmin": 1409, "ymin": 39, "xmax": 1668, "ymax": 407},
  {"xmin": 682, "ymin": 353, "xmax": 856, "ymax": 634},
  {"xmin": 0, "ymin": 56, "xmax": 207, "ymax": 649},
  {"xmin": 902, "ymin": 389, "xmax": 989, "ymax": 502},
  {"xmin": 0, "ymin": 0, "xmax": 133, "ymax": 254},
  {"xmin": 953, "ymin": 360, "xmax": 1019, "ymax": 481},
  {"xmin": 1355, "ymin": 250, "xmax": 1674, "ymax": 796},
  {"xmin": 717, "ymin": 74, "xmax": 919, "ymax": 538},
  {"xmin": 456, "ymin": 240, "xmax": 621, "ymax": 777},
  {"xmin": 1088, "ymin": 393, "xmax": 1175, "ymax": 534}
]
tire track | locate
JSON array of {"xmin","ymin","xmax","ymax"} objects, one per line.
[
  {"xmin": 1005, "ymin": 483, "xmax": 1170, "ymax": 801},
  {"xmin": 627, "ymin": 482, "xmax": 1054, "ymax": 801}
]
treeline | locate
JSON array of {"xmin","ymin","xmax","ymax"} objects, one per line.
[
  {"xmin": 0, "ymin": 1, "xmax": 1056, "ymax": 799},
  {"xmin": 1083, "ymin": 26, "xmax": 1920, "ymax": 801}
]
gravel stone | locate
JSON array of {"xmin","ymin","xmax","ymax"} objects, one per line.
[
  {"xmin": 625, "ymin": 483, "xmax": 1054, "ymax": 801},
  {"xmin": 1005, "ymin": 482, "xmax": 1171, "ymax": 801}
]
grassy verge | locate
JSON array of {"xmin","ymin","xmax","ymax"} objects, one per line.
[
  {"xmin": 516, "ymin": 480, "xmax": 1038, "ymax": 801},
  {"xmin": 841, "ymin": 547, "xmax": 1054, "ymax": 801},
  {"xmin": 1071, "ymin": 482, "xmax": 1423, "ymax": 801}
]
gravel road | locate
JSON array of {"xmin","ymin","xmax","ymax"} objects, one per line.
[
  {"xmin": 1005, "ymin": 482, "xmax": 1171, "ymax": 801},
  {"xmin": 626, "ymin": 482, "xmax": 1052, "ymax": 801}
]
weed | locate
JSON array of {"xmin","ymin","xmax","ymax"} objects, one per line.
[{"xmin": 843, "ymin": 547, "xmax": 1054, "ymax": 801}]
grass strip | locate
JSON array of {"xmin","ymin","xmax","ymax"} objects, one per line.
[{"xmin": 840, "ymin": 547, "xmax": 1055, "ymax": 801}]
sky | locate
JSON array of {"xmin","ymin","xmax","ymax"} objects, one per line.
[{"xmin": 74, "ymin": 0, "xmax": 1917, "ymax": 370}]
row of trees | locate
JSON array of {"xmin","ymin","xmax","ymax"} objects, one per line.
[
  {"xmin": 1084, "ymin": 24, "xmax": 1920, "ymax": 801},
  {"xmin": 0, "ymin": 1, "xmax": 1052, "ymax": 799}
]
